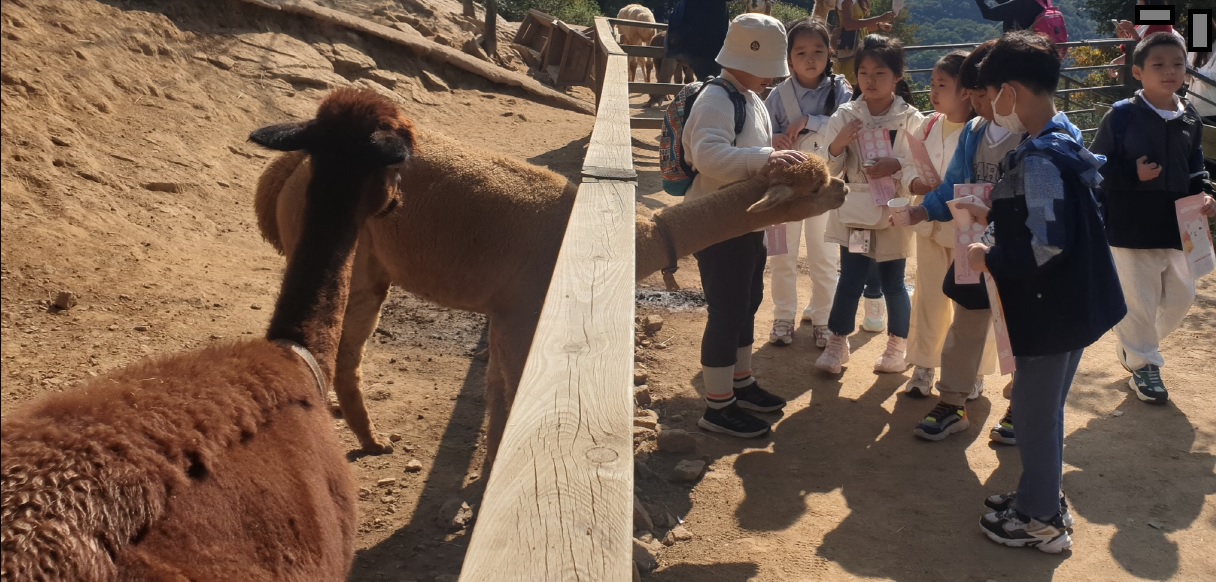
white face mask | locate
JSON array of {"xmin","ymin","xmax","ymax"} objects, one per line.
[{"xmin": 992, "ymin": 84, "xmax": 1026, "ymax": 134}]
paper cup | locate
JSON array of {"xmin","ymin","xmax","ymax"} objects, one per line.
[{"xmin": 888, "ymin": 198, "xmax": 911, "ymax": 227}]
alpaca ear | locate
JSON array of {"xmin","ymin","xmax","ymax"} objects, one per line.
[
  {"xmin": 368, "ymin": 129, "xmax": 413, "ymax": 166},
  {"xmin": 249, "ymin": 121, "xmax": 314, "ymax": 152},
  {"xmin": 748, "ymin": 183, "xmax": 796, "ymax": 213}
]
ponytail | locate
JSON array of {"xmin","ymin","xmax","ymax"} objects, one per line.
[{"xmin": 895, "ymin": 79, "xmax": 913, "ymax": 104}]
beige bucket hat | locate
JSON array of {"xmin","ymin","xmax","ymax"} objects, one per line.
[{"xmin": 715, "ymin": 13, "xmax": 789, "ymax": 79}]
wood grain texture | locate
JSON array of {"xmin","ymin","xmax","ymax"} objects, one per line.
[
  {"xmin": 583, "ymin": 39, "xmax": 636, "ymax": 179},
  {"xmin": 459, "ymin": 180, "xmax": 637, "ymax": 582}
]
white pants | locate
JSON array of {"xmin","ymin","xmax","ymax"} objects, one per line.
[
  {"xmin": 1111, "ymin": 247, "xmax": 1195, "ymax": 370},
  {"xmin": 769, "ymin": 212, "xmax": 838, "ymax": 325}
]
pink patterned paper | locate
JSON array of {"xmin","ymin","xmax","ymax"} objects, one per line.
[
  {"xmin": 954, "ymin": 183, "xmax": 993, "ymax": 206},
  {"xmin": 983, "ymin": 273, "xmax": 1017, "ymax": 375},
  {"xmin": 949, "ymin": 188, "xmax": 983, "ymax": 285},
  {"xmin": 857, "ymin": 128, "xmax": 897, "ymax": 206},
  {"xmin": 906, "ymin": 134, "xmax": 941, "ymax": 187},
  {"xmin": 764, "ymin": 224, "xmax": 789, "ymax": 256}
]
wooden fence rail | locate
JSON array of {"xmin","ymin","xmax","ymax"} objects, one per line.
[{"xmin": 459, "ymin": 15, "xmax": 639, "ymax": 582}]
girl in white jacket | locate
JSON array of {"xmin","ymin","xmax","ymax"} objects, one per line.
[
  {"xmin": 816, "ymin": 34, "xmax": 923, "ymax": 375},
  {"xmin": 763, "ymin": 18, "xmax": 852, "ymax": 349}
]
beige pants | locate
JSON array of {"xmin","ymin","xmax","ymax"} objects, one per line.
[
  {"xmin": 907, "ymin": 234, "xmax": 953, "ymax": 368},
  {"xmin": 938, "ymin": 301, "xmax": 997, "ymax": 406},
  {"xmin": 1111, "ymin": 247, "xmax": 1195, "ymax": 370}
]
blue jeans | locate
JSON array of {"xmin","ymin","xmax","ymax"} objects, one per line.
[
  {"xmin": 1011, "ymin": 348, "xmax": 1085, "ymax": 520},
  {"xmin": 863, "ymin": 263, "xmax": 883, "ymax": 299},
  {"xmin": 827, "ymin": 246, "xmax": 911, "ymax": 338}
]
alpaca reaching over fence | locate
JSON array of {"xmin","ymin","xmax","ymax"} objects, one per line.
[
  {"xmin": 256, "ymin": 104, "xmax": 846, "ymax": 475},
  {"xmin": 616, "ymin": 3, "xmax": 657, "ymax": 82},
  {"xmin": 0, "ymin": 88, "xmax": 414, "ymax": 581}
]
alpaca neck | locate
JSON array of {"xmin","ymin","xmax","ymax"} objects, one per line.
[
  {"xmin": 265, "ymin": 174, "xmax": 362, "ymax": 385},
  {"xmin": 637, "ymin": 184, "xmax": 772, "ymax": 278}
]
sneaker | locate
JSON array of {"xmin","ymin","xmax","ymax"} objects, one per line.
[
  {"xmin": 769, "ymin": 319, "xmax": 795, "ymax": 346},
  {"xmin": 698, "ymin": 402, "xmax": 772, "ymax": 438},
  {"xmin": 968, "ymin": 375, "xmax": 985, "ymax": 401},
  {"xmin": 984, "ymin": 492, "xmax": 1074, "ymax": 529},
  {"xmin": 861, "ymin": 297, "xmax": 886, "ymax": 332},
  {"xmin": 989, "ymin": 406, "xmax": 1016, "ymax": 445},
  {"xmin": 812, "ymin": 324, "xmax": 830, "ymax": 349},
  {"xmin": 980, "ymin": 508, "xmax": 1073, "ymax": 553},
  {"xmin": 913, "ymin": 402, "xmax": 969, "ymax": 441},
  {"xmin": 815, "ymin": 334, "xmax": 851, "ymax": 374},
  {"xmin": 905, "ymin": 366, "xmax": 935, "ymax": 398},
  {"xmin": 1128, "ymin": 365, "xmax": 1168, "ymax": 403},
  {"xmin": 733, "ymin": 380, "xmax": 787, "ymax": 412},
  {"xmin": 874, "ymin": 335, "xmax": 908, "ymax": 373}
]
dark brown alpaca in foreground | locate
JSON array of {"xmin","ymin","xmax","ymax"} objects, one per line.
[{"xmin": 0, "ymin": 89, "xmax": 414, "ymax": 581}]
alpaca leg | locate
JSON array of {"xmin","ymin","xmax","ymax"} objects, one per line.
[
  {"xmin": 481, "ymin": 313, "xmax": 538, "ymax": 473},
  {"xmin": 333, "ymin": 249, "xmax": 394, "ymax": 454}
]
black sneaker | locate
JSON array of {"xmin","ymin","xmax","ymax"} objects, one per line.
[
  {"xmin": 989, "ymin": 406, "xmax": 1016, "ymax": 445},
  {"xmin": 733, "ymin": 381, "xmax": 787, "ymax": 412},
  {"xmin": 913, "ymin": 402, "xmax": 968, "ymax": 441},
  {"xmin": 980, "ymin": 507, "xmax": 1072, "ymax": 553},
  {"xmin": 698, "ymin": 402, "xmax": 772, "ymax": 438},
  {"xmin": 1129, "ymin": 365, "xmax": 1168, "ymax": 404},
  {"xmin": 984, "ymin": 491, "xmax": 1074, "ymax": 529}
]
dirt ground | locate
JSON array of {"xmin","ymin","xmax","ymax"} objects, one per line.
[{"xmin": 2, "ymin": 1, "xmax": 1214, "ymax": 581}]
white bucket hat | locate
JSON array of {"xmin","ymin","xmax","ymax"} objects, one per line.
[{"xmin": 715, "ymin": 13, "xmax": 789, "ymax": 79}]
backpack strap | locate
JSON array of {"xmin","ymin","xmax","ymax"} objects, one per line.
[
  {"xmin": 777, "ymin": 81, "xmax": 802, "ymax": 129},
  {"xmin": 706, "ymin": 77, "xmax": 748, "ymax": 143},
  {"xmin": 922, "ymin": 112, "xmax": 942, "ymax": 141}
]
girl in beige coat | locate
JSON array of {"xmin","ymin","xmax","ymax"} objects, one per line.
[{"xmin": 816, "ymin": 34, "xmax": 923, "ymax": 374}]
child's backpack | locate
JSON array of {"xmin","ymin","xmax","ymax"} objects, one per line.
[
  {"xmin": 660, "ymin": 77, "xmax": 747, "ymax": 196},
  {"xmin": 1031, "ymin": 0, "xmax": 1069, "ymax": 59}
]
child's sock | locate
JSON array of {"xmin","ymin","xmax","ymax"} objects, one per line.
[
  {"xmin": 704, "ymin": 365, "xmax": 736, "ymax": 408},
  {"xmin": 733, "ymin": 346, "xmax": 753, "ymax": 388}
]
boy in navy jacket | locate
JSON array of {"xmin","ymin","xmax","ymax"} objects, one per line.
[
  {"xmin": 967, "ymin": 31, "xmax": 1126, "ymax": 554},
  {"xmin": 1090, "ymin": 32, "xmax": 1216, "ymax": 404}
]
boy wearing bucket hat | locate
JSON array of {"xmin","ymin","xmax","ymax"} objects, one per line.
[{"xmin": 683, "ymin": 13, "xmax": 808, "ymax": 438}]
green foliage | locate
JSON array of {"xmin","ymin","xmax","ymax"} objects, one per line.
[
  {"xmin": 501, "ymin": 0, "xmax": 603, "ymax": 26},
  {"xmin": 770, "ymin": 2, "xmax": 811, "ymax": 24}
]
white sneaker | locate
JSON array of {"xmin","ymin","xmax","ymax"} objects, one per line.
[
  {"xmin": 861, "ymin": 298, "xmax": 886, "ymax": 333},
  {"xmin": 816, "ymin": 334, "xmax": 850, "ymax": 374},
  {"xmin": 906, "ymin": 366, "xmax": 935, "ymax": 397},
  {"xmin": 769, "ymin": 319, "xmax": 795, "ymax": 346},
  {"xmin": 874, "ymin": 335, "xmax": 909, "ymax": 373},
  {"xmin": 812, "ymin": 325, "xmax": 830, "ymax": 349},
  {"xmin": 968, "ymin": 375, "xmax": 986, "ymax": 401}
]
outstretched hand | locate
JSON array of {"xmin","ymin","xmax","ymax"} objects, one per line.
[
  {"xmin": 1201, "ymin": 195, "xmax": 1216, "ymax": 218},
  {"xmin": 1137, "ymin": 156, "xmax": 1162, "ymax": 182}
]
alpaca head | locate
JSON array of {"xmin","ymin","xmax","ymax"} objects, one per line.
[
  {"xmin": 747, "ymin": 156, "xmax": 848, "ymax": 221},
  {"xmin": 249, "ymin": 88, "xmax": 415, "ymax": 220}
]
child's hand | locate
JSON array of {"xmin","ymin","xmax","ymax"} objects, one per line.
[
  {"xmin": 767, "ymin": 149, "xmax": 808, "ymax": 170},
  {"xmin": 865, "ymin": 157, "xmax": 901, "ymax": 179},
  {"xmin": 1115, "ymin": 20, "xmax": 1135, "ymax": 39},
  {"xmin": 1136, "ymin": 156, "xmax": 1162, "ymax": 182},
  {"xmin": 890, "ymin": 204, "xmax": 929, "ymax": 227},
  {"xmin": 829, "ymin": 119, "xmax": 863, "ymax": 157},
  {"xmin": 787, "ymin": 115, "xmax": 809, "ymax": 139},
  {"xmin": 1201, "ymin": 195, "xmax": 1216, "ymax": 218},
  {"xmin": 967, "ymin": 243, "xmax": 990, "ymax": 274},
  {"xmin": 910, "ymin": 177, "xmax": 937, "ymax": 196},
  {"xmin": 773, "ymin": 133, "xmax": 793, "ymax": 150},
  {"xmin": 954, "ymin": 198, "xmax": 990, "ymax": 224}
]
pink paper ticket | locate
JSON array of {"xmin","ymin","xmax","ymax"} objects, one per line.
[
  {"xmin": 858, "ymin": 128, "xmax": 896, "ymax": 205},
  {"xmin": 983, "ymin": 273, "xmax": 1017, "ymax": 375}
]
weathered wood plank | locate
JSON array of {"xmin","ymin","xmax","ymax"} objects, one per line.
[
  {"xmin": 583, "ymin": 52, "xmax": 636, "ymax": 179},
  {"xmin": 605, "ymin": 17, "xmax": 668, "ymax": 31},
  {"xmin": 459, "ymin": 180, "xmax": 636, "ymax": 582},
  {"xmin": 593, "ymin": 16, "xmax": 626, "ymax": 56}
]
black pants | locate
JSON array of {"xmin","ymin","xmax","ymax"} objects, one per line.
[
  {"xmin": 695, "ymin": 232, "xmax": 766, "ymax": 368},
  {"xmin": 689, "ymin": 56, "xmax": 722, "ymax": 82}
]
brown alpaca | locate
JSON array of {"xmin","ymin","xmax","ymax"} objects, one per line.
[
  {"xmin": 616, "ymin": 3, "xmax": 658, "ymax": 82},
  {"xmin": 0, "ymin": 89, "xmax": 414, "ymax": 581},
  {"xmin": 255, "ymin": 118, "xmax": 846, "ymax": 472}
]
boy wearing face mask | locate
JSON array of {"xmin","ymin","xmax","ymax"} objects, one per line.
[{"xmin": 966, "ymin": 31, "xmax": 1126, "ymax": 553}]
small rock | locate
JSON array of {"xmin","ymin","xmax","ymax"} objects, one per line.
[
  {"xmin": 645, "ymin": 503, "xmax": 675, "ymax": 529},
  {"xmin": 420, "ymin": 70, "xmax": 450, "ymax": 92},
  {"xmin": 642, "ymin": 315, "xmax": 665, "ymax": 334},
  {"xmin": 381, "ymin": 495, "xmax": 395, "ymax": 504},
  {"xmin": 670, "ymin": 459, "xmax": 706, "ymax": 483},
  {"xmin": 377, "ymin": 477, "xmax": 397, "ymax": 487},
  {"xmin": 632, "ymin": 539, "xmax": 658, "ymax": 572},
  {"xmin": 389, "ymin": 433, "xmax": 403, "ymax": 442},
  {"xmin": 404, "ymin": 459, "xmax": 424, "ymax": 473},
  {"xmin": 461, "ymin": 36, "xmax": 489, "ymax": 61},
  {"xmin": 633, "ymin": 427, "xmax": 656, "ymax": 444},
  {"xmin": 143, "ymin": 182, "xmax": 183, "ymax": 193},
  {"xmin": 669, "ymin": 525, "xmax": 693, "ymax": 542},
  {"xmin": 250, "ymin": 303, "xmax": 262, "ymax": 310},
  {"xmin": 634, "ymin": 409, "xmax": 659, "ymax": 430},
  {"xmin": 367, "ymin": 388, "xmax": 392, "ymax": 401},
  {"xmin": 207, "ymin": 55, "xmax": 235, "ymax": 70},
  {"xmin": 436, "ymin": 498, "xmax": 474, "ymax": 531},
  {"xmin": 657, "ymin": 428, "xmax": 697, "ymax": 454},
  {"xmin": 53, "ymin": 291, "xmax": 77, "ymax": 311},
  {"xmin": 634, "ymin": 384, "xmax": 652, "ymax": 407},
  {"xmin": 358, "ymin": 487, "xmax": 372, "ymax": 499},
  {"xmin": 634, "ymin": 369, "xmax": 649, "ymax": 386},
  {"xmin": 1147, "ymin": 520, "xmax": 1165, "ymax": 530},
  {"xmin": 107, "ymin": 324, "xmax": 119, "ymax": 331},
  {"xmin": 50, "ymin": 135, "xmax": 72, "ymax": 147},
  {"xmin": 1112, "ymin": 410, "xmax": 1124, "ymax": 417},
  {"xmin": 134, "ymin": 325, "xmax": 149, "ymax": 332},
  {"xmin": 633, "ymin": 496, "xmax": 655, "ymax": 532}
]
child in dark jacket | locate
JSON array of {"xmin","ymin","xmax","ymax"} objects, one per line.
[
  {"xmin": 1090, "ymin": 32, "xmax": 1216, "ymax": 405},
  {"xmin": 967, "ymin": 31, "xmax": 1126, "ymax": 554}
]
